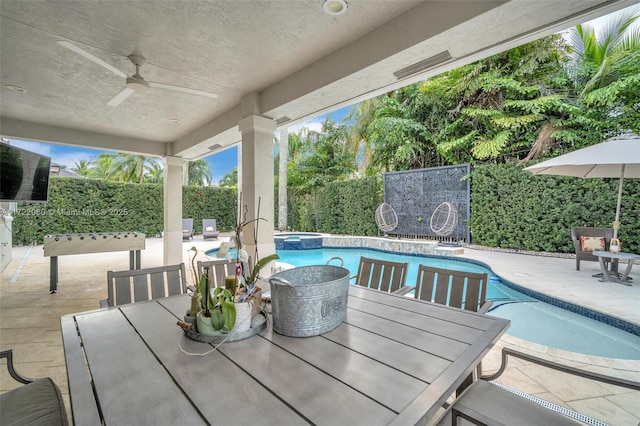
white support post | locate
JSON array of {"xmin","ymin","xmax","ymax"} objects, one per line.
[
  {"xmin": 238, "ymin": 115, "xmax": 277, "ymax": 261},
  {"xmin": 163, "ymin": 156, "xmax": 184, "ymax": 265},
  {"xmin": 278, "ymin": 127, "xmax": 288, "ymax": 231}
]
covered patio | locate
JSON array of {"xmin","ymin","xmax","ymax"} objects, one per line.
[
  {"xmin": 2, "ymin": 1, "xmax": 639, "ymax": 424},
  {"xmin": 2, "ymin": 0, "xmax": 638, "ymax": 265}
]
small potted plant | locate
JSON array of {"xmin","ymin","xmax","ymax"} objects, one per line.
[
  {"xmin": 180, "ymin": 197, "xmax": 277, "ymax": 340},
  {"xmin": 184, "ymin": 246, "xmax": 236, "ymax": 336},
  {"xmin": 195, "ymin": 283, "xmax": 236, "ymax": 336},
  {"xmin": 218, "ymin": 198, "xmax": 279, "ymax": 319}
]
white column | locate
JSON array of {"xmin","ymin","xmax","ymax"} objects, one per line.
[
  {"xmin": 278, "ymin": 127, "xmax": 288, "ymax": 231},
  {"xmin": 0, "ymin": 203, "xmax": 13, "ymax": 272},
  {"xmin": 163, "ymin": 156, "xmax": 183, "ymax": 265},
  {"xmin": 182, "ymin": 159, "xmax": 190, "ymax": 186},
  {"xmin": 237, "ymin": 143, "xmax": 242, "ymax": 223},
  {"xmin": 238, "ymin": 115, "xmax": 277, "ymax": 260}
]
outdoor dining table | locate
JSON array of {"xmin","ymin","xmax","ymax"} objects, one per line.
[{"xmin": 61, "ymin": 285, "xmax": 510, "ymax": 426}]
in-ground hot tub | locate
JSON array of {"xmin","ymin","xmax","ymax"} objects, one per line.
[{"xmin": 274, "ymin": 233, "xmax": 323, "ymax": 250}]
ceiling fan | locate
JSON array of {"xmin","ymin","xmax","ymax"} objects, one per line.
[{"xmin": 57, "ymin": 40, "xmax": 218, "ymax": 107}]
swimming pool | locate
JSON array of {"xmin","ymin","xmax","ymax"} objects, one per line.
[{"xmin": 274, "ymin": 248, "xmax": 640, "ymax": 360}]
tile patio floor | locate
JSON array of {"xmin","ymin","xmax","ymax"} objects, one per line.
[{"xmin": 1, "ymin": 235, "xmax": 638, "ymax": 425}]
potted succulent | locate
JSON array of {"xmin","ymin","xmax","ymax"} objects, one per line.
[{"xmin": 195, "ymin": 284, "xmax": 236, "ymax": 336}]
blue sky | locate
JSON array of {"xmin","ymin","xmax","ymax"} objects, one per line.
[{"xmin": 7, "ymin": 105, "xmax": 352, "ymax": 185}]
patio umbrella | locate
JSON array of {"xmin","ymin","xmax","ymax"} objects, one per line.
[{"xmin": 524, "ymin": 132, "xmax": 640, "ymax": 239}]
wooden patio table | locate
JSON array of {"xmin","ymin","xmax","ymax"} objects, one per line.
[{"xmin": 61, "ymin": 285, "xmax": 509, "ymax": 426}]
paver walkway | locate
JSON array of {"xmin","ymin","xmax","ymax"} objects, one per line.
[{"xmin": 1, "ymin": 236, "xmax": 638, "ymax": 425}]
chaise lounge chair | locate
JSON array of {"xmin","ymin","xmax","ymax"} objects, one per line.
[
  {"xmin": 182, "ymin": 218, "xmax": 194, "ymax": 241},
  {"xmin": 202, "ymin": 219, "xmax": 220, "ymax": 240}
]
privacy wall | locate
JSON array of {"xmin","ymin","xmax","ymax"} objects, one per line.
[{"xmin": 383, "ymin": 165, "xmax": 470, "ymax": 243}]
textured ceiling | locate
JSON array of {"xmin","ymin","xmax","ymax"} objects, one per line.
[{"xmin": 0, "ymin": 0, "xmax": 636, "ymax": 160}]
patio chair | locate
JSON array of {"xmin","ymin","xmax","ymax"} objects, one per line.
[
  {"xmin": 202, "ymin": 218, "xmax": 220, "ymax": 240},
  {"xmin": 395, "ymin": 265, "xmax": 491, "ymax": 314},
  {"xmin": 0, "ymin": 349, "xmax": 69, "ymax": 426},
  {"xmin": 182, "ymin": 218, "xmax": 194, "ymax": 240},
  {"xmin": 351, "ymin": 256, "xmax": 408, "ymax": 293},
  {"xmin": 571, "ymin": 226, "xmax": 617, "ymax": 271},
  {"xmin": 100, "ymin": 263, "xmax": 188, "ymax": 308},
  {"xmin": 197, "ymin": 258, "xmax": 237, "ymax": 289},
  {"xmin": 437, "ymin": 347, "xmax": 640, "ymax": 425}
]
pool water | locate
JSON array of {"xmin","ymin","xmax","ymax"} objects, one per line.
[{"xmin": 275, "ymin": 248, "xmax": 640, "ymax": 360}]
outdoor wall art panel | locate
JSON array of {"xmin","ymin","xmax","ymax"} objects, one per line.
[{"xmin": 383, "ymin": 164, "xmax": 470, "ymax": 243}]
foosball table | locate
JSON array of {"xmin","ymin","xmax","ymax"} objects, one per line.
[{"xmin": 43, "ymin": 232, "xmax": 146, "ymax": 293}]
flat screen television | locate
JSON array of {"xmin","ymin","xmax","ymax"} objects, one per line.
[{"xmin": 0, "ymin": 143, "xmax": 52, "ymax": 202}]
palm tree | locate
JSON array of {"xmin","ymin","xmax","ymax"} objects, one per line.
[
  {"xmin": 113, "ymin": 154, "xmax": 148, "ymax": 183},
  {"xmin": 187, "ymin": 159, "xmax": 213, "ymax": 186},
  {"xmin": 219, "ymin": 168, "xmax": 237, "ymax": 188},
  {"xmin": 346, "ymin": 98, "xmax": 378, "ymax": 172},
  {"xmin": 568, "ymin": 6, "xmax": 640, "ymax": 96},
  {"xmin": 144, "ymin": 158, "xmax": 164, "ymax": 184},
  {"xmin": 72, "ymin": 159, "xmax": 93, "ymax": 177},
  {"xmin": 89, "ymin": 153, "xmax": 118, "ymax": 180}
]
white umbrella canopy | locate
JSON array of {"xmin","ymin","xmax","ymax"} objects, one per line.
[{"xmin": 524, "ymin": 132, "xmax": 640, "ymax": 238}]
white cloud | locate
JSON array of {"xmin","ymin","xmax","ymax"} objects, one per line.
[
  {"xmin": 9, "ymin": 140, "xmax": 55, "ymax": 158},
  {"xmin": 288, "ymin": 117, "xmax": 324, "ymax": 134},
  {"xmin": 9, "ymin": 139, "xmax": 101, "ymax": 169},
  {"xmin": 54, "ymin": 151, "xmax": 96, "ymax": 169}
]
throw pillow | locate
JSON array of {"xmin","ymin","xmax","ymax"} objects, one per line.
[
  {"xmin": 205, "ymin": 226, "xmax": 214, "ymax": 232},
  {"xmin": 580, "ymin": 236, "xmax": 605, "ymax": 252}
]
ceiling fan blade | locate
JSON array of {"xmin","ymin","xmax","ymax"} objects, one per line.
[
  {"xmin": 107, "ymin": 87, "xmax": 135, "ymax": 107},
  {"xmin": 57, "ymin": 41, "xmax": 127, "ymax": 78},
  {"xmin": 148, "ymin": 82, "xmax": 218, "ymax": 99}
]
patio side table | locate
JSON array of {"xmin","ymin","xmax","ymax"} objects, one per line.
[{"xmin": 592, "ymin": 251, "xmax": 640, "ymax": 286}]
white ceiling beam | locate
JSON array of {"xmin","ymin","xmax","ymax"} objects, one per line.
[
  {"xmin": 260, "ymin": 0, "xmax": 507, "ymax": 115},
  {"xmin": 0, "ymin": 118, "xmax": 165, "ymax": 157}
]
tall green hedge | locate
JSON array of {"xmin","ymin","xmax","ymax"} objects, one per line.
[
  {"xmin": 11, "ymin": 177, "xmax": 237, "ymax": 245},
  {"xmin": 289, "ymin": 177, "xmax": 382, "ymax": 236},
  {"xmin": 11, "ymin": 169, "xmax": 638, "ymax": 254},
  {"xmin": 470, "ymin": 163, "xmax": 640, "ymax": 253}
]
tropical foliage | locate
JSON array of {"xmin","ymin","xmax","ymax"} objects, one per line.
[
  {"xmin": 568, "ymin": 7, "xmax": 640, "ymax": 135},
  {"xmin": 219, "ymin": 168, "xmax": 238, "ymax": 188},
  {"xmin": 286, "ymin": 119, "xmax": 357, "ymax": 196},
  {"xmin": 186, "ymin": 159, "xmax": 213, "ymax": 186},
  {"xmin": 338, "ymin": 10, "xmax": 638, "ymax": 172},
  {"xmin": 69, "ymin": 153, "xmax": 213, "ymax": 186}
]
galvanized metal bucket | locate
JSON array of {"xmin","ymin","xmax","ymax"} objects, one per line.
[{"xmin": 269, "ymin": 258, "xmax": 350, "ymax": 337}]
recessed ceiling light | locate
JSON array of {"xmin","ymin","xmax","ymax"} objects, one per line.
[
  {"xmin": 5, "ymin": 85, "xmax": 26, "ymax": 93},
  {"xmin": 323, "ymin": 0, "xmax": 347, "ymax": 15},
  {"xmin": 168, "ymin": 118, "xmax": 180, "ymax": 124}
]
